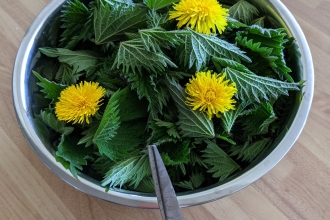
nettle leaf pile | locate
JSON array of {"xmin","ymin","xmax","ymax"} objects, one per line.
[{"xmin": 32, "ymin": 0, "xmax": 303, "ymax": 193}]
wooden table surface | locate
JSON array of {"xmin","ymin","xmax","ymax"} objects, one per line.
[{"xmin": 1, "ymin": 0, "xmax": 329, "ymax": 219}]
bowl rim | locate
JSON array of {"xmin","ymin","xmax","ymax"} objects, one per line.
[{"xmin": 12, "ymin": 0, "xmax": 314, "ymax": 208}]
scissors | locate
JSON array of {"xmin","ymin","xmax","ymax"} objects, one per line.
[{"xmin": 148, "ymin": 145, "xmax": 184, "ymax": 220}]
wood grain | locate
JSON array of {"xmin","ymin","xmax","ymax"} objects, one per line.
[{"xmin": 1, "ymin": 0, "xmax": 329, "ymax": 219}]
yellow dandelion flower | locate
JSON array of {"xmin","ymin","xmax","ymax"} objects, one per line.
[
  {"xmin": 55, "ymin": 81, "xmax": 106, "ymax": 124},
  {"xmin": 168, "ymin": 0, "xmax": 229, "ymax": 35},
  {"xmin": 185, "ymin": 71, "xmax": 237, "ymax": 120}
]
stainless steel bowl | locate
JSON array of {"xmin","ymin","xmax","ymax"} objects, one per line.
[{"xmin": 12, "ymin": 0, "xmax": 314, "ymax": 208}]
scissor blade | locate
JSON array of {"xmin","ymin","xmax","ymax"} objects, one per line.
[{"xmin": 148, "ymin": 145, "xmax": 183, "ymax": 220}]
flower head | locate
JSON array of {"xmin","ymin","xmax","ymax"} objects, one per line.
[
  {"xmin": 55, "ymin": 81, "xmax": 106, "ymax": 124},
  {"xmin": 168, "ymin": 0, "xmax": 229, "ymax": 35},
  {"xmin": 185, "ymin": 71, "xmax": 237, "ymax": 119}
]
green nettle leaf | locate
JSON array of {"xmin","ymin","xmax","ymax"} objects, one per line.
[
  {"xmin": 158, "ymin": 140, "xmax": 190, "ymax": 166},
  {"xmin": 130, "ymin": 71, "xmax": 189, "ymax": 117},
  {"xmin": 148, "ymin": 122, "xmax": 176, "ymax": 145},
  {"xmin": 252, "ymin": 17, "xmax": 265, "ymax": 27},
  {"xmin": 212, "ymin": 57, "xmax": 255, "ymax": 75},
  {"xmin": 220, "ymin": 67, "xmax": 300, "ymax": 104},
  {"xmin": 101, "ymin": 154, "xmax": 151, "ymax": 188},
  {"xmin": 221, "ymin": 102, "xmax": 247, "ymax": 133},
  {"xmin": 177, "ymin": 29, "xmax": 251, "ymax": 71},
  {"xmin": 189, "ymin": 172, "xmax": 205, "ymax": 189},
  {"xmin": 55, "ymin": 63, "xmax": 82, "ymax": 85},
  {"xmin": 189, "ymin": 149, "xmax": 208, "ymax": 168},
  {"xmin": 61, "ymin": 1, "xmax": 89, "ymax": 24},
  {"xmin": 97, "ymin": 76, "xmax": 125, "ymax": 93},
  {"xmin": 144, "ymin": 0, "xmax": 178, "ymax": 10},
  {"xmin": 59, "ymin": 0, "xmax": 92, "ymax": 47},
  {"xmin": 114, "ymin": 87, "xmax": 149, "ymax": 122},
  {"xmin": 127, "ymin": 73, "xmax": 168, "ymax": 117},
  {"xmin": 92, "ymin": 155, "xmax": 115, "ymax": 176},
  {"xmin": 134, "ymin": 176, "xmax": 155, "ymax": 193},
  {"xmin": 178, "ymin": 163, "xmax": 186, "ymax": 176},
  {"xmin": 78, "ymin": 121, "xmax": 100, "ymax": 147},
  {"xmin": 104, "ymin": 0, "xmax": 135, "ymax": 7},
  {"xmin": 40, "ymin": 111, "xmax": 74, "ymax": 135},
  {"xmin": 166, "ymin": 78, "xmax": 215, "ymax": 139},
  {"xmin": 34, "ymin": 58, "xmax": 58, "ymax": 81},
  {"xmin": 64, "ymin": 36, "xmax": 81, "ymax": 50},
  {"xmin": 201, "ymin": 140, "xmax": 241, "ymax": 181},
  {"xmin": 98, "ymin": 121, "xmax": 145, "ymax": 161},
  {"xmin": 167, "ymin": 166, "xmax": 184, "ymax": 185},
  {"xmin": 124, "ymin": 32, "xmax": 141, "ymax": 40},
  {"xmin": 55, "ymin": 156, "xmax": 70, "ymax": 171},
  {"xmin": 226, "ymin": 17, "xmax": 248, "ymax": 30},
  {"xmin": 229, "ymin": 0, "xmax": 259, "ymax": 24},
  {"xmin": 216, "ymin": 134, "xmax": 237, "ymax": 145},
  {"xmin": 95, "ymin": 56, "xmax": 127, "ymax": 91},
  {"xmin": 176, "ymin": 180, "xmax": 194, "ymax": 190},
  {"xmin": 39, "ymin": 48, "xmax": 99, "ymax": 74},
  {"xmin": 146, "ymin": 10, "xmax": 168, "ymax": 28},
  {"xmin": 93, "ymin": 90, "xmax": 121, "ymax": 148},
  {"xmin": 154, "ymin": 119, "xmax": 180, "ymax": 139},
  {"xmin": 139, "ymin": 28, "xmax": 186, "ymax": 52},
  {"xmin": 166, "ymin": 70, "xmax": 192, "ymax": 82},
  {"xmin": 33, "ymin": 71, "xmax": 66, "ymax": 103},
  {"xmin": 147, "ymin": 111, "xmax": 182, "ymax": 145},
  {"xmin": 48, "ymin": 16, "xmax": 61, "ymax": 47},
  {"xmin": 267, "ymin": 16, "xmax": 283, "ymax": 29},
  {"xmin": 235, "ymin": 36, "xmax": 274, "ymax": 59},
  {"xmin": 33, "ymin": 117, "xmax": 53, "ymax": 143},
  {"xmin": 94, "ymin": 3, "xmax": 147, "ymax": 44},
  {"xmin": 112, "ymin": 38, "xmax": 177, "ymax": 74},
  {"xmin": 233, "ymin": 138, "xmax": 271, "ymax": 163},
  {"xmin": 235, "ymin": 25, "xmax": 292, "ymax": 81},
  {"xmin": 149, "ymin": 77, "xmax": 172, "ymax": 111},
  {"xmin": 175, "ymin": 172, "xmax": 205, "ymax": 190},
  {"xmin": 247, "ymin": 25, "xmax": 287, "ymax": 43},
  {"xmin": 94, "ymin": 87, "xmax": 147, "ymax": 161},
  {"xmin": 241, "ymin": 102, "xmax": 277, "ymax": 134},
  {"xmin": 56, "ymin": 136, "xmax": 94, "ymax": 178}
]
